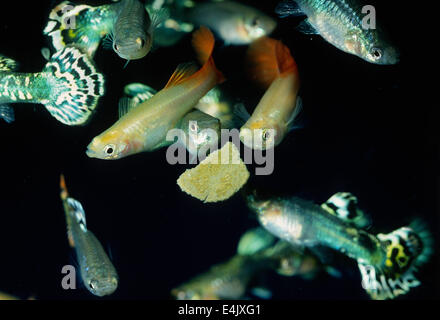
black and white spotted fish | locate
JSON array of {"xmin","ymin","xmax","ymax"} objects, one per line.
[
  {"xmin": 60, "ymin": 175, "xmax": 118, "ymax": 297},
  {"xmin": 0, "ymin": 47, "xmax": 104, "ymax": 125},
  {"xmin": 44, "ymin": 0, "xmax": 167, "ymax": 61},
  {"xmin": 247, "ymin": 192, "xmax": 433, "ymax": 300}
]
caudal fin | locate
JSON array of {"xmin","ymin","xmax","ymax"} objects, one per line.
[
  {"xmin": 359, "ymin": 221, "xmax": 433, "ymax": 300},
  {"xmin": 246, "ymin": 37, "xmax": 299, "ymax": 89},
  {"xmin": 191, "ymin": 26, "xmax": 225, "ymax": 84},
  {"xmin": 43, "ymin": 1, "xmax": 107, "ymax": 57},
  {"xmin": 42, "ymin": 47, "xmax": 105, "ymax": 126}
]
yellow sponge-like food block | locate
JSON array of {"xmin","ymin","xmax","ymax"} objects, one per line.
[{"xmin": 177, "ymin": 142, "xmax": 250, "ymax": 203}]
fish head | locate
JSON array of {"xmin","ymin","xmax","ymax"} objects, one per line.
[
  {"xmin": 86, "ymin": 130, "xmax": 134, "ymax": 160},
  {"xmin": 239, "ymin": 120, "xmax": 281, "ymax": 150},
  {"xmin": 86, "ymin": 276, "xmax": 118, "ymax": 297},
  {"xmin": 364, "ymin": 43, "xmax": 399, "ymax": 65},
  {"xmin": 243, "ymin": 13, "xmax": 277, "ymax": 42},
  {"xmin": 113, "ymin": 33, "xmax": 152, "ymax": 61},
  {"xmin": 345, "ymin": 31, "xmax": 399, "ymax": 65},
  {"xmin": 181, "ymin": 111, "xmax": 221, "ymax": 154}
]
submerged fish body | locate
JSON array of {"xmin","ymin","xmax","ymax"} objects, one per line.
[
  {"xmin": 172, "ymin": 255, "xmax": 260, "ymax": 300},
  {"xmin": 247, "ymin": 194, "xmax": 433, "ymax": 300},
  {"xmin": 276, "ymin": 0, "xmax": 399, "ymax": 64},
  {"xmin": 60, "ymin": 175, "xmax": 118, "ymax": 297},
  {"xmin": 188, "ymin": 1, "xmax": 276, "ymax": 45},
  {"xmin": 238, "ymin": 37, "xmax": 301, "ymax": 150},
  {"xmin": 0, "ymin": 48, "xmax": 104, "ymax": 125},
  {"xmin": 86, "ymin": 27, "xmax": 225, "ymax": 160}
]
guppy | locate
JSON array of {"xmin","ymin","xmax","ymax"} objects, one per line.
[
  {"xmin": 276, "ymin": 0, "xmax": 399, "ymax": 64},
  {"xmin": 247, "ymin": 192, "xmax": 433, "ymax": 300},
  {"xmin": 0, "ymin": 47, "xmax": 104, "ymax": 125},
  {"xmin": 44, "ymin": 0, "xmax": 165, "ymax": 60},
  {"xmin": 60, "ymin": 175, "xmax": 118, "ymax": 297}
]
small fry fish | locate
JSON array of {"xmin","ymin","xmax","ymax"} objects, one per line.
[
  {"xmin": 44, "ymin": 0, "xmax": 166, "ymax": 60},
  {"xmin": 247, "ymin": 192, "xmax": 433, "ymax": 300},
  {"xmin": 60, "ymin": 175, "xmax": 118, "ymax": 297},
  {"xmin": 86, "ymin": 27, "xmax": 225, "ymax": 160},
  {"xmin": 0, "ymin": 48, "xmax": 104, "ymax": 125},
  {"xmin": 276, "ymin": 0, "xmax": 399, "ymax": 64},
  {"xmin": 187, "ymin": 1, "xmax": 276, "ymax": 45},
  {"xmin": 238, "ymin": 37, "xmax": 301, "ymax": 150}
]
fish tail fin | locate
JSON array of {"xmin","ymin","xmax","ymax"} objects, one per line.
[
  {"xmin": 192, "ymin": 26, "xmax": 225, "ymax": 84},
  {"xmin": 43, "ymin": 1, "xmax": 104, "ymax": 57},
  {"xmin": 42, "ymin": 47, "xmax": 105, "ymax": 126},
  {"xmin": 246, "ymin": 37, "xmax": 299, "ymax": 89},
  {"xmin": 358, "ymin": 221, "xmax": 433, "ymax": 300},
  {"xmin": 60, "ymin": 174, "xmax": 69, "ymax": 200}
]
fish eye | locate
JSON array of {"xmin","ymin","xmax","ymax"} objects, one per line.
[
  {"xmin": 89, "ymin": 279, "xmax": 98, "ymax": 290},
  {"xmin": 114, "ymin": 43, "xmax": 119, "ymax": 52},
  {"xmin": 190, "ymin": 123, "xmax": 198, "ymax": 132},
  {"xmin": 251, "ymin": 17, "xmax": 260, "ymax": 27},
  {"xmin": 104, "ymin": 144, "xmax": 116, "ymax": 156},
  {"xmin": 262, "ymin": 129, "xmax": 270, "ymax": 141},
  {"xmin": 371, "ymin": 47, "xmax": 383, "ymax": 60}
]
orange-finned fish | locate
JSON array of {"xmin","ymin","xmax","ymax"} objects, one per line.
[
  {"xmin": 237, "ymin": 37, "xmax": 301, "ymax": 150},
  {"xmin": 86, "ymin": 27, "xmax": 225, "ymax": 160}
]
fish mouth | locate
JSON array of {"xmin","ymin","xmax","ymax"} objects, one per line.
[{"xmin": 86, "ymin": 147, "xmax": 98, "ymax": 159}]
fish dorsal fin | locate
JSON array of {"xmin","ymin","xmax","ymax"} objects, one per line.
[
  {"xmin": 275, "ymin": 0, "xmax": 305, "ymax": 18},
  {"xmin": 0, "ymin": 55, "xmax": 18, "ymax": 72},
  {"xmin": 147, "ymin": 6, "xmax": 169, "ymax": 30},
  {"xmin": 297, "ymin": 19, "xmax": 319, "ymax": 35},
  {"xmin": 67, "ymin": 198, "xmax": 87, "ymax": 232},
  {"xmin": 321, "ymin": 192, "xmax": 371, "ymax": 229},
  {"xmin": 164, "ymin": 62, "xmax": 198, "ymax": 88},
  {"xmin": 118, "ymin": 84, "xmax": 157, "ymax": 118}
]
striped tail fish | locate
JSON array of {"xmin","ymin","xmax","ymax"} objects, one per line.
[
  {"xmin": 86, "ymin": 27, "xmax": 225, "ymax": 160},
  {"xmin": 44, "ymin": 0, "xmax": 167, "ymax": 61},
  {"xmin": 60, "ymin": 175, "xmax": 118, "ymax": 297},
  {"xmin": 0, "ymin": 47, "xmax": 104, "ymax": 125},
  {"xmin": 247, "ymin": 191, "xmax": 433, "ymax": 300},
  {"xmin": 276, "ymin": 0, "xmax": 399, "ymax": 64}
]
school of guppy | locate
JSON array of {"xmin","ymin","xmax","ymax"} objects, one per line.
[{"xmin": 0, "ymin": 0, "xmax": 433, "ymax": 300}]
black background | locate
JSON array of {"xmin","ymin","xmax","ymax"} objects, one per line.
[{"xmin": 0, "ymin": 0, "xmax": 438, "ymax": 300}]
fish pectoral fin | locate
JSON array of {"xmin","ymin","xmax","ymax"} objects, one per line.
[
  {"xmin": 164, "ymin": 62, "xmax": 199, "ymax": 88},
  {"xmin": 286, "ymin": 96, "xmax": 303, "ymax": 132},
  {"xmin": 118, "ymin": 97, "xmax": 137, "ymax": 118},
  {"xmin": 296, "ymin": 19, "xmax": 319, "ymax": 35},
  {"xmin": 233, "ymin": 103, "xmax": 251, "ymax": 125},
  {"xmin": 275, "ymin": 0, "xmax": 305, "ymax": 18},
  {"xmin": 147, "ymin": 6, "xmax": 170, "ymax": 30}
]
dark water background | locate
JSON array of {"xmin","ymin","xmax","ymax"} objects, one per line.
[{"xmin": 0, "ymin": 0, "xmax": 438, "ymax": 300}]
